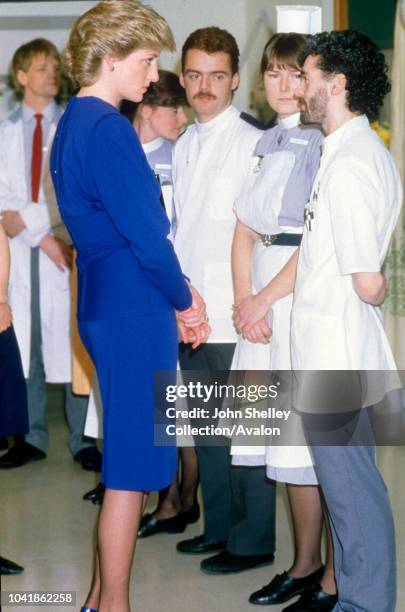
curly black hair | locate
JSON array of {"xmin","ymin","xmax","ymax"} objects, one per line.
[{"xmin": 303, "ymin": 30, "xmax": 390, "ymax": 121}]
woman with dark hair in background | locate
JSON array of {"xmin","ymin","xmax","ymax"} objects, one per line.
[
  {"xmin": 124, "ymin": 72, "xmax": 201, "ymax": 537},
  {"xmin": 121, "ymin": 69, "xmax": 187, "ymax": 237}
]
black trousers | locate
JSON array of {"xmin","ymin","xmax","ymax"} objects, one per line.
[{"xmin": 179, "ymin": 342, "xmax": 276, "ymax": 554}]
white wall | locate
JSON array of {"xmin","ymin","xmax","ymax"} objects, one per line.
[
  {"xmin": 0, "ymin": 0, "xmax": 333, "ymax": 119},
  {"xmin": 147, "ymin": 0, "xmax": 249, "ymax": 111},
  {"xmin": 0, "ymin": 2, "xmax": 98, "ymax": 116}
]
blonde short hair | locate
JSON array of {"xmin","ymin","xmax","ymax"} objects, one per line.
[{"xmin": 65, "ymin": 0, "xmax": 175, "ymax": 88}]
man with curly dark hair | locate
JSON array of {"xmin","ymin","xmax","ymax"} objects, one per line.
[
  {"xmin": 261, "ymin": 30, "xmax": 402, "ymax": 612},
  {"xmin": 300, "ymin": 29, "xmax": 391, "ymax": 123}
]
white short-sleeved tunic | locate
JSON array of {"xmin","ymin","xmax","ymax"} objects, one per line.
[{"xmin": 292, "ymin": 115, "xmax": 402, "ymax": 380}]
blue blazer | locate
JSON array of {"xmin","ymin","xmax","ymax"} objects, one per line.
[{"xmin": 50, "ymin": 97, "xmax": 191, "ymax": 320}]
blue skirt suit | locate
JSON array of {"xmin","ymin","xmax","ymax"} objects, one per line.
[{"xmin": 50, "ymin": 97, "xmax": 192, "ymax": 491}]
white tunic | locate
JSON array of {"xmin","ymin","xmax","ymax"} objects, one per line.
[
  {"xmin": 292, "ymin": 116, "xmax": 402, "ymax": 380},
  {"xmin": 173, "ymin": 105, "xmax": 261, "ymax": 342}
]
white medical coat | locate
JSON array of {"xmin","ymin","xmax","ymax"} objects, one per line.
[
  {"xmin": 0, "ymin": 105, "xmax": 72, "ymax": 382},
  {"xmin": 173, "ymin": 105, "xmax": 261, "ymax": 342}
]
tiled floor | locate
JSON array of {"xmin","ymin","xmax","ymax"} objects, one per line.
[{"xmin": 1, "ymin": 387, "xmax": 404, "ymax": 611}]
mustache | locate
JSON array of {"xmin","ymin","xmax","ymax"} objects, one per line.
[{"xmin": 193, "ymin": 92, "xmax": 217, "ymax": 100}]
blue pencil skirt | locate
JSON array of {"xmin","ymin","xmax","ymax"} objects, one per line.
[{"xmin": 79, "ymin": 311, "xmax": 177, "ymax": 491}]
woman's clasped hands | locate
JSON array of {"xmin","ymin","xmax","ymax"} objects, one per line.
[
  {"xmin": 232, "ymin": 292, "xmax": 272, "ymax": 344},
  {"xmin": 176, "ymin": 284, "xmax": 211, "ymax": 349}
]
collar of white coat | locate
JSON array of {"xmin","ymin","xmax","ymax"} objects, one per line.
[
  {"xmin": 22, "ymin": 100, "xmax": 57, "ymax": 124},
  {"xmin": 194, "ymin": 104, "xmax": 239, "ymax": 137},
  {"xmin": 322, "ymin": 114, "xmax": 369, "ymax": 156},
  {"xmin": 142, "ymin": 137, "xmax": 165, "ymax": 154},
  {"xmin": 278, "ymin": 112, "xmax": 300, "ymax": 130}
]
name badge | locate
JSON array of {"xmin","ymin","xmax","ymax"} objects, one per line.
[
  {"xmin": 252, "ymin": 155, "xmax": 264, "ymax": 173},
  {"xmin": 304, "ymin": 206, "xmax": 315, "ymax": 231},
  {"xmin": 290, "ymin": 138, "xmax": 308, "ymax": 146},
  {"xmin": 304, "ymin": 182, "xmax": 320, "ymax": 231}
]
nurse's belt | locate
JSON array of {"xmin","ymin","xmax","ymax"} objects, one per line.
[{"xmin": 276, "ymin": 5, "xmax": 322, "ymax": 34}]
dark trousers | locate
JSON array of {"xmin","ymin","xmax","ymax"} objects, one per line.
[
  {"xmin": 25, "ymin": 248, "xmax": 93, "ymax": 455},
  {"xmin": 179, "ymin": 342, "xmax": 276, "ymax": 554}
]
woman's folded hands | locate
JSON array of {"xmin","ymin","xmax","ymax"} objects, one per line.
[{"xmin": 232, "ymin": 292, "xmax": 272, "ymax": 344}]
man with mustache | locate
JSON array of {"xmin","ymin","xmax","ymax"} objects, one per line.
[{"xmin": 172, "ymin": 27, "xmax": 277, "ymax": 574}]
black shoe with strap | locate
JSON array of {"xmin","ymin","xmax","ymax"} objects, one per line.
[
  {"xmin": 282, "ymin": 583, "xmax": 338, "ymax": 612},
  {"xmin": 250, "ymin": 566, "xmax": 324, "ymax": 605}
]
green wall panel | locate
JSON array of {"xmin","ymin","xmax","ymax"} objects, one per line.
[{"xmin": 349, "ymin": 0, "xmax": 396, "ymax": 48}]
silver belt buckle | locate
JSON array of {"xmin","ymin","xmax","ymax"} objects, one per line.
[{"xmin": 261, "ymin": 234, "xmax": 274, "ymax": 247}]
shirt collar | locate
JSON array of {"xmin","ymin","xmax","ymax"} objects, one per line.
[
  {"xmin": 22, "ymin": 100, "xmax": 57, "ymax": 124},
  {"xmin": 142, "ymin": 137, "xmax": 165, "ymax": 154},
  {"xmin": 322, "ymin": 114, "xmax": 369, "ymax": 155},
  {"xmin": 195, "ymin": 104, "xmax": 238, "ymax": 135},
  {"xmin": 277, "ymin": 112, "xmax": 300, "ymax": 130}
]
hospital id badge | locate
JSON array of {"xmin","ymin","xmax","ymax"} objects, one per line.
[
  {"xmin": 304, "ymin": 183, "xmax": 319, "ymax": 231},
  {"xmin": 304, "ymin": 205, "xmax": 314, "ymax": 232}
]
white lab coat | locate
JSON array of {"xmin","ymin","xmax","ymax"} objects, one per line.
[
  {"xmin": 292, "ymin": 116, "xmax": 402, "ymax": 401},
  {"xmin": 173, "ymin": 105, "xmax": 261, "ymax": 342},
  {"xmin": 0, "ymin": 106, "xmax": 72, "ymax": 382}
]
